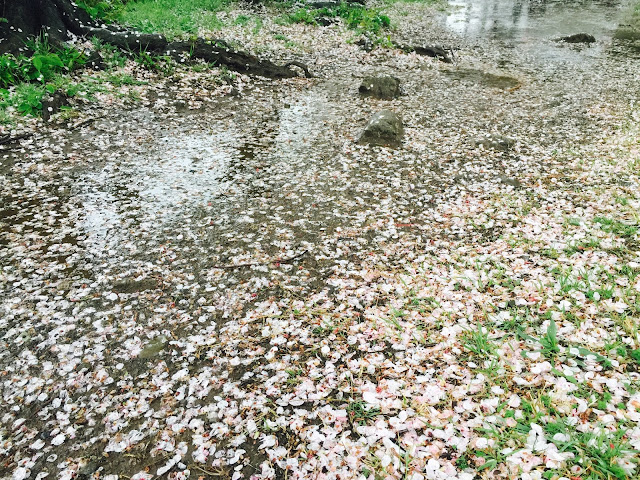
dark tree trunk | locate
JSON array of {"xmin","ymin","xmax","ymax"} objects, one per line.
[
  {"xmin": 0, "ymin": 0, "xmax": 311, "ymax": 78},
  {"xmin": 0, "ymin": 0, "xmax": 92, "ymax": 53}
]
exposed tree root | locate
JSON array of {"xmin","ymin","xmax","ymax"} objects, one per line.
[{"xmin": 0, "ymin": 0, "xmax": 313, "ymax": 79}]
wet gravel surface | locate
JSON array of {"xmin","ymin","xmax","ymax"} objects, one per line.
[{"xmin": 2, "ymin": 1, "xmax": 640, "ymax": 479}]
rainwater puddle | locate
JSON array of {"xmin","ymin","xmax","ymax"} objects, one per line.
[
  {"xmin": 79, "ymin": 131, "xmax": 235, "ymax": 256},
  {"xmin": 444, "ymin": 0, "xmax": 628, "ymax": 60}
]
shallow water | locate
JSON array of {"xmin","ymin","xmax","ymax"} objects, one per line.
[{"xmin": 445, "ymin": 0, "xmax": 626, "ymax": 58}]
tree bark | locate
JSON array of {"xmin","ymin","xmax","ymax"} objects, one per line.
[{"xmin": 0, "ymin": 0, "xmax": 311, "ymax": 78}]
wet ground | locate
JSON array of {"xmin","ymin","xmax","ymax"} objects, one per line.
[{"xmin": 1, "ymin": 0, "xmax": 640, "ymax": 479}]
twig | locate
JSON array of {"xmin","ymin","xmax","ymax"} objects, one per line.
[
  {"xmin": 212, "ymin": 250, "xmax": 308, "ymax": 270},
  {"xmin": 69, "ymin": 117, "xmax": 98, "ymax": 131},
  {"xmin": 190, "ymin": 464, "xmax": 225, "ymax": 476}
]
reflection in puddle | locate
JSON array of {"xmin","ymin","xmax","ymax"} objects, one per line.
[
  {"xmin": 80, "ymin": 132, "xmax": 235, "ymax": 255},
  {"xmin": 444, "ymin": 0, "xmax": 624, "ymax": 60}
]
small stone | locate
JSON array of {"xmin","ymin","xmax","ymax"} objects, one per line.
[
  {"xmin": 474, "ymin": 135, "xmax": 515, "ymax": 152},
  {"xmin": 359, "ymin": 75, "xmax": 401, "ymax": 100},
  {"xmin": 41, "ymin": 91, "xmax": 69, "ymax": 122},
  {"xmin": 139, "ymin": 336, "xmax": 169, "ymax": 359},
  {"xmin": 498, "ymin": 175, "xmax": 522, "ymax": 188},
  {"xmin": 560, "ymin": 33, "xmax": 596, "ymax": 43},
  {"xmin": 357, "ymin": 110, "xmax": 404, "ymax": 148}
]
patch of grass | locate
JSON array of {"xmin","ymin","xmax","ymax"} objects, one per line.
[
  {"xmin": 117, "ymin": 0, "xmax": 230, "ymax": 37},
  {"xmin": 285, "ymin": 368, "xmax": 304, "ymax": 385},
  {"xmin": 104, "ymin": 72, "xmax": 146, "ymax": 87},
  {"xmin": 539, "ymin": 318, "xmax": 560, "ymax": 360},
  {"xmin": 0, "ymin": 35, "xmax": 96, "ymax": 119},
  {"xmin": 134, "ymin": 51, "xmax": 176, "ymax": 74},
  {"xmin": 282, "ymin": 7, "xmax": 317, "ymax": 25},
  {"xmin": 78, "ymin": 0, "xmax": 126, "ymax": 21},
  {"xmin": 550, "ymin": 428, "xmax": 637, "ymax": 480},
  {"xmin": 277, "ymin": 2, "xmax": 391, "ymax": 37},
  {"xmin": 233, "ymin": 14, "xmax": 252, "ymax": 26},
  {"xmin": 462, "ymin": 324, "xmax": 497, "ymax": 358},
  {"xmin": 564, "ymin": 237, "xmax": 601, "ymax": 255},
  {"xmin": 347, "ymin": 400, "xmax": 381, "ymax": 426},
  {"xmin": 91, "ymin": 38, "xmax": 128, "ymax": 69},
  {"xmin": 594, "ymin": 217, "xmax": 638, "ymax": 238}
]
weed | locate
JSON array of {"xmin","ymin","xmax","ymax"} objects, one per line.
[
  {"xmin": 234, "ymin": 14, "xmax": 252, "ymax": 26},
  {"xmin": 252, "ymin": 17, "xmax": 264, "ymax": 34},
  {"xmin": 564, "ymin": 237, "xmax": 601, "ymax": 255},
  {"xmin": 594, "ymin": 216, "xmax": 638, "ymax": 238},
  {"xmin": 462, "ymin": 324, "xmax": 497, "ymax": 357},
  {"xmin": 91, "ymin": 38, "xmax": 128, "ymax": 69},
  {"xmin": 0, "ymin": 84, "xmax": 46, "ymax": 116},
  {"xmin": 104, "ymin": 73, "xmax": 145, "ymax": 87},
  {"xmin": 216, "ymin": 65, "xmax": 236, "ymax": 85},
  {"xmin": 285, "ymin": 368, "xmax": 304, "ymax": 385},
  {"xmin": 134, "ymin": 51, "xmax": 175, "ymax": 74},
  {"xmin": 0, "ymin": 36, "xmax": 86, "ymax": 89},
  {"xmin": 347, "ymin": 400, "xmax": 381, "ymax": 426},
  {"xmin": 540, "ymin": 318, "xmax": 560, "ymax": 359}
]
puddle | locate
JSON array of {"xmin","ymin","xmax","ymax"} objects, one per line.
[
  {"xmin": 442, "ymin": 67, "xmax": 521, "ymax": 89},
  {"xmin": 443, "ymin": 0, "xmax": 627, "ymax": 61},
  {"xmin": 78, "ymin": 131, "xmax": 236, "ymax": 256}
]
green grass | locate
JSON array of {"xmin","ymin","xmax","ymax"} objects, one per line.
[
  {"xmin": 347, "ymin": 400, "xmax": 382, "ymax": 426},
  {"xmin": 462, "ymin": 324, "xmax": 497, "ymax": 358},
  {"xmin": 277, "ymin": 3, "xmax": 391, "ymax": 36},
  {"xmin": 78, "ymin": 0, "xmax": 126, "ymax": 21},
  {"xmin": 117, "ymin": 0, "xmax": 230, "ymax": 36},
  {"xmin": 594, "ymin": 217, "xmax": 638, "ymax": 238},
  {"xmin": 0, "ymin": 35, "xmax": 161, "ymax": 121}
]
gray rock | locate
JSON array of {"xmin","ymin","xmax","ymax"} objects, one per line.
[
  {"xmin": 561, "ymin": 33, "xmax": 596, "ymax": 44},
  {"xmin": 358, "ymin": 110, "xmax": 404, "ymax": 147},
  {"xmin": 356, "ymin": 36, "xmax": 374, "ymax": 52},
  {"xmin": 78, "ymin": 460, "xmax": 99, "ymax": 477},
  {"xmin": 498, "ymin": 175, "xmax": 522, "ymax": 188},
  {"xmin": 359, "ymin": 75, "xmax": 401, "ymax": 100},
  {"xmin": 113, "ymin": 277, "xmax": 158, "ymax": 293},
  {"xmin": 41, "ymin": 91, "xmax": 69, "ymax": 122},
  {"xmin": 405, "ymin": 44, "xmax": 453, "ymax": 63},
  {"xmin": 473, "ymin": 135, "xmax": 515, "ymax": 152}
]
